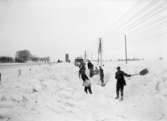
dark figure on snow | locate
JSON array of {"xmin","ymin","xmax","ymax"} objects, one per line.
[
  {"xmin": 79, "ymin": 62, "xmax": 86, "ymax": 78},
  {"xmin": 99, "ymin": 66, "xmax": 104, "ymax": 86},
  {"xmin": 87, "ymin": 60, "xmax": 94, "ymax": 77},
  {"xmin": 115, "ymin": 66, "xmax": 131, "ymax": 101},
  {"xmin": 81, "ymin": 72, "xmax": 92, "ymax": 94},
  {"xmin": 0, "ymin": 73, "xmax": 1, "ymax": 84}
]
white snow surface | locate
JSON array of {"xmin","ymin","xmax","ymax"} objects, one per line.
[{"xmin": 0, "ymin": 60, "xmax": 167, "ymax": 121}]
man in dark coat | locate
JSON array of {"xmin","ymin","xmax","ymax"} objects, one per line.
[
  {"xmin": 0, "ymin": 73, "xmax": 1, "ymax": 84},
  {"xmin": 87, "ymin": 60, "xmax": 94, "ymax": 77},
  {"xmin": 79, "ymin": 62, "xmax": 86, "ymax": 78},
  {"xmin": 115, "ymin": 66, "xmax": 131, "ymax": 100},
  {"xmin": 99, "ymin": 66, "xmax": 104, "ymax": 86},
  {"xmin": 81, "ymin": 72, "xmax": 92, "ymax": 94}
]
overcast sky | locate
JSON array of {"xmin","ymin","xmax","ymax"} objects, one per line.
[{"xmin": 0, "ymin": 0, "xmax": 167, "ymax": 61}]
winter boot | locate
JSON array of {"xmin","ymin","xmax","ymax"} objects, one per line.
[
  {"xmin": 120, "ymin": 96, "xmax": 123, "ymax": 101},
  {"xmin": 115, "ymin": 96, "xmax": 119, "ymax": 99}
]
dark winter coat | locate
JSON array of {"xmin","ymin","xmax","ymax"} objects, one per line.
[
  {"xmin": 99, "ymin": 68, "xmax": 104, "ymax": 80},
  {"xmin": 81, "ymin": 73, "xmax": 91, "ymax": 87},
  {"xmin": 81, "ymin": 73, "xmax": 88, "ymax": 81},
  {"xmin": 115, "ymin": 70, "xmax": 130, "ymax": 87},
  {"xmin": 79, "ymin": 64, "xmax": 86, "ymax": 77},
  {"xmin": 87, "ymin": 62, "xmax": 94, "ymax": 70}
]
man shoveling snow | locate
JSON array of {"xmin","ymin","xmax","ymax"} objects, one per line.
[
  {"xmin": 115, "ymin": 66, "xmax": 131, "ymax": 101},
  {"xmin": 115, "ymin": 66, "xmax": 149, "ymax": 101},
  {"xmin": 81, "ymin": 72, "xmax": 93, "ymax": 94}
]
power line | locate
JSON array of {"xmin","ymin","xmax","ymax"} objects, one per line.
[
  {"xmin": 119, "ymin": 0, "xmax": 158, "ymax": 31},
  {"xmin": 108, "ymin": 0, "xmax": 144, "ymax": 33},
  {"xmin": 121, "ymin": 0, "xmax": 165, "ymax": 32},
  {"xmin": 124, "ymin": 2, "xmax": 167, "ymax": 32}
]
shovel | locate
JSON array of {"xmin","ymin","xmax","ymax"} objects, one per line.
[{"xmin": 131, "ymin": 68, "xmax": 149, "ymax": 76}]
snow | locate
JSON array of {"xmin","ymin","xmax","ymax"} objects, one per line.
[{"xmin": 0, "ymin": 60, "xmax": 167, "ymax": 121}]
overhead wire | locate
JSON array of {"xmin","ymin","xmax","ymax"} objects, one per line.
[
  {"xmin": 118, "ymin": 0, "xmax": 158, "ymax": 32},
  {"xmin": 125, "ymin": 1, "xmax": 167, "ymax": 33}
]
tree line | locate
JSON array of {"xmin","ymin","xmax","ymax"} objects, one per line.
[{"xmin": 0, "ymin": 50, "xmax": 50, "ymax": 63}]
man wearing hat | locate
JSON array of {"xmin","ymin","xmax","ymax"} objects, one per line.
[
  {"xmin": 99, "ymin": 66, "xmax": 104, "ymax": 86},
  {"xmin": 115, "ymin": 66, "xmax": 131, "ymax": 101}
]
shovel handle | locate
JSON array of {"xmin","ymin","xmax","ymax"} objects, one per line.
[{"xmin": 131, "ymin": 73, "xmax": 139, "ymax": 76}]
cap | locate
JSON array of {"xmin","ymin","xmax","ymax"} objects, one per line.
[{"xmin": 117, "ymin": 66, "xmax": 120, "ymax": 70}]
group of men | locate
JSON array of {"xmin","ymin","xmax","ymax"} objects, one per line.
[
  {"xmin": 78, "ymin": 60, "xmax": 131, "ymax": 101},
  {"xmin": 78, "ymin": 60, "xmax": 105, "ymax": 94}
]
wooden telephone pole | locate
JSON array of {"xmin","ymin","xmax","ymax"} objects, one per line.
[
  {"xmin": 84, "ymin": 50, "xmax": 87, "ymax": 61},
  {"xmin": 98, "ymin": 38, "xmax": 103, "ymax": 66},
  {"xmin": 125, "ymin": 34, "xmax": 128, "ymax": 64}
]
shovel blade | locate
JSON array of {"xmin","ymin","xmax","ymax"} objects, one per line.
[{"xmin": 139, "ymin": 68, "xmax": 149, "ymax": 75}]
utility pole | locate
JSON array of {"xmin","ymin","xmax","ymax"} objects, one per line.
[
  {"xmin": 98, "ymin": 38, "xmax": 102, "ymax": 66},
  {"xmin": 84, "ymin": 50, "xmax": 87, "ymax": 61},
  {"xmin": 125, "ymin": 34, "xmax": 128, "ymax": 64},
  {"xmin": 91, "ymin": 52, "xmax": 93, "ymax": 61},
  {"xmin": 100, "ymin": 38, "xmax": 102, "ymax": 66}
]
